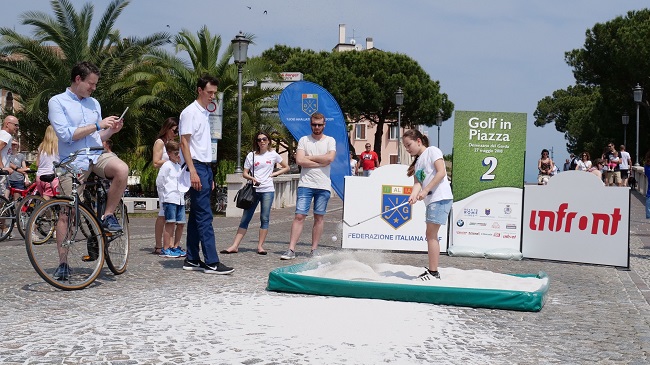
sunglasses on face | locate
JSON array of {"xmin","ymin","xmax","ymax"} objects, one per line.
[
  {"xmin": 257, "ymin": 137, "xmax": 268, "ymax": 142},
  {"xmin": 311, "ymin": 123, "xmax": 325, "ymax": 127}
]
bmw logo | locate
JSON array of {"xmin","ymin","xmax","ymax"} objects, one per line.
[{"xmin": 456, "ymin": 219, "xmax": 465, "ymax": 227}]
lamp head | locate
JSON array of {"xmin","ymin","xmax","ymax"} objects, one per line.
[
  {"xmin": 395, "ymin": 87, "xmax": 404, "ymax": 106},
  {"xmin": 231, "ymin": 31, "xmax": 251, "ymax": 64}
]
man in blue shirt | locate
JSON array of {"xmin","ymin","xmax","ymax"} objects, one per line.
[{"xmin": 48, "ymin": 61, "xmax": 129, "ymax": 232}]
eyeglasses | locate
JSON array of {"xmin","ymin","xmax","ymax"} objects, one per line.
[
  {"xmin": 257, "ymin": 137, "xmax": 268, "ymax": 142},
  {"xmin": 311, "ymin": 123, "xmax": 325, "ymax": 127}
]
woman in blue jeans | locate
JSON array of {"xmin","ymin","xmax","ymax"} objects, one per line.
[{"xmin": 221, "ymin": 131, "xmax": 289, "ymax": 254}]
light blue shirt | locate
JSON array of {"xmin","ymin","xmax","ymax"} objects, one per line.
[{"xmin": 48, "ymin": 88, "xmax": 103, "ymax": 170}]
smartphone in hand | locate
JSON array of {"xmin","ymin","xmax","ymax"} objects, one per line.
[{"xmin": 118, "ymin": 107, "xmax": 129, "ymax": 120}]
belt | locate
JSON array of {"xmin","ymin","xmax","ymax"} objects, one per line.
[{"xmin": 192, "ymin": 159, "xmax": 212, "ymax": 166}]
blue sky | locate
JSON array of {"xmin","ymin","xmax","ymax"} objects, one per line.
[{"xmin": 1, "ymin": 0, "xmax": 647, "ymax": 182}]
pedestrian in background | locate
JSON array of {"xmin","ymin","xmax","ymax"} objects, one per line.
[
  {"xmin": 402, "ymin": 128, "xmax": 453, "ymax": 281},
  {"xmin": 222, "ymin": 131, "xmax": 289, "ymax": 255},
  {"xmin": 575, "ymin": 152, "xmax": 591, "ymax": 171},
  {"xmin": 349, "ymin": 151, "xmax": 358, "ymax": 176},
  {"xmin": 537, "ymin": 149, "xmax": 554, "ymax": 185},
  {"xmin": 619, "ymin": 145, "xmax": 632, "ymax": 187},
  {"xmin": 151, "ymin": 117, "xmax": 179, "ymax": 255},
  {"xmin": 358, "ymin": 143, "xmax": 379, "ymax": 176}
]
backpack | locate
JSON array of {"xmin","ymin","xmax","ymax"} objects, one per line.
[{"xmin": 569, "ymin": 157, "xmax": 578, "ymax": 170}]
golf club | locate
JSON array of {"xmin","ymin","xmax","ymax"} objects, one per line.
[{"xmin": 343, "ymin": 201, "xmax": 410, "ymax": 227}]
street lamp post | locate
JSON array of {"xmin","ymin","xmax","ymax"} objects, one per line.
[
  {"xmin": 436, "ymin": 111, "xmax": 443, "ymax": 148},
  {"xmin": 395, "ymin": 87, "xmax": 404, "ymax": 164},
  {"xmin": 231, "ymin": 32, "xmax": 251, "ymax": 174},
  {"xmin": 633, "ymin": 84, "xmax": 644, "ymax": 166},
  {"xmin": 622, "ymin": 112, "xmax": 629, "ymax": 147}
]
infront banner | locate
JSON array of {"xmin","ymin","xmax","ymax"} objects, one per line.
[
  {"xmin": 342, "ymin": 164, "xmax": 448, "ymax": 252},
  {"xmin": 450, "ymin": 111, "xmax": 527, "ymax": 253},
  {"xmin": 278, "ymin": 81, "xmax": 350, "ymax": 199},
  {"xmin": 522, "ymin": 171, "xmax": 629, "ymax": 267}
]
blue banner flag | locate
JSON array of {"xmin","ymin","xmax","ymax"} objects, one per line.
[{"xmin": 278, "ymin": 81, "xmax": 350, "ymax": 200}]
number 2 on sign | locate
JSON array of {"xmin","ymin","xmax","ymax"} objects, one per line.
[{"xmin": 481, "ymin": 156, "xmax": 497, "ymax": 181}]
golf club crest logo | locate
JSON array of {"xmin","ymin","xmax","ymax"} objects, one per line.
[
  {"xmin": 302, "ymin": 93, "xmax": 318, "ymax": 115},
  {"xmin": 381, "ymin": 185, "xmax": 411, "ymax": 229}
]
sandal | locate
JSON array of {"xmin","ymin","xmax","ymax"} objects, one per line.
[{"xmin": 152, "ymin": 247, "xmax": 162, "ymax": 255}]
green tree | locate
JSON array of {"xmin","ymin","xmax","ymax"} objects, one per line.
[
  {"xmin": 119, "ymin": 26, "xmax": 281, "ymax": 165},
  {"xmin": 535, "ymin": 9, "xmax": 650, "ymax": 160},
  {"xmin": 0, "ymin": 0, "xmax": 169, "ymax": 151},
  {"xmin": 264, "ymin": 46, "xmax": 454, "ymax": 162}
]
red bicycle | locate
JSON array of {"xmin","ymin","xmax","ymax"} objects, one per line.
[{"xmin": 0, "ymin": 171, "xmax": 47, "ymax": 241}]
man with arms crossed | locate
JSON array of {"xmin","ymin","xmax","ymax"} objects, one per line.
[
  {"xmin": 281, "ymin": 112, "xmax": 336, "ymax": 259},
  {"xmin": 49, "ymin": 61, "xmax": 129, "ymax": 232},
  {"xmin": 179, "ymin": 75, "xmax": 234, "ymax": 274}
]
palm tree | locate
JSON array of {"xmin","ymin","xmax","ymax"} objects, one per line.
[
  {"xmin": 0, "ymin": 0, "xmax": 169, "ymax": 150},
  {"xmin": 119, "ymin": 25, "xmax": 282, "ymax": 164}
]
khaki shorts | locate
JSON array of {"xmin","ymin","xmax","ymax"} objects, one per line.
[
  {"xmin": 606, "ymin": 171, "xmax": 621, "ymax": 185},
  {"xmin": 58, "ymin": 152, "xmax": 119, "ymax": 198}
]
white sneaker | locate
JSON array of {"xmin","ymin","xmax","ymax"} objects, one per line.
[{"xmin": 280, "ymin": 249, "xmax": 296, "ymax": 260}]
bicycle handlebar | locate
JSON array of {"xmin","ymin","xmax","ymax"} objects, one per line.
[{"xmin": 54, "ymin": 146, "xmax": 106, "ymax": 175}]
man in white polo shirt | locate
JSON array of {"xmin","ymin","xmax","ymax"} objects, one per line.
[{"xmin": 179, "ymin": 75, "xmax": 233, "ymax": 275}]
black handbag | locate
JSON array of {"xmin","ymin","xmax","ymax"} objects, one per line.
[{"xmin": 234, "ymin": 152, "xmax": 255, "ymax": 209}]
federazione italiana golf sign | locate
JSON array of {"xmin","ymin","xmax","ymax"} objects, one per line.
[{"xmin": 450, "ymin": 111, "xmax": 527, "ymax": 253}]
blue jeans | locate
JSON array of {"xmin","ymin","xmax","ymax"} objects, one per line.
[
  {"xmin": 646, "ymin": 195, "xmax": 650, "ymax": 219},
  {"xmin": 186, "ymin": 162, "xmax": 219, "ymax": 264},
  {"xmin": 163, "ymin": 202, "xmax": 186, "ymax": 224},
  {"xmin": 239, "ymin": 191, "xmax": 274, "ymax": 229},
  {"xmin": 295, "ymin": 187, "xmax": 331, "ymax": 215}
]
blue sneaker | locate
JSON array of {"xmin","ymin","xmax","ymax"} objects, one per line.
[
  {"xmin": 172, "ymin": 246, "xmax": 187, "ymax": 257},
  {"xmin": 54, "ymin": 263, "xmax": 70, "ymax": 280},
  {"xmin": 160, "ymin": 248, "xmax": 181, "ymax": 258},
  {"xmin": 101, "ymin": 214, "xmax": 123, "ymax": 233}
]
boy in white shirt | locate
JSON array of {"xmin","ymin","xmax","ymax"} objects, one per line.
[{"xmin": 156, "ymin": 141, "xmax": 189, "ymax": 258}]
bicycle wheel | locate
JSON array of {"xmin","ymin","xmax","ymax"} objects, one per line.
[
  {"xmin": 0, "ymin": 196, "xmax": 14, "ymax": 241},
  {"xmin": 16, "ymin": 195, "xmax": 46, "ymax": 239},
  {"xmin": 105, "ymin": 200, "xmax": 129, "ymax": 275},
  {"xmin": 25, "ymin": 199, "xmax": 105, "ymax": 290}
]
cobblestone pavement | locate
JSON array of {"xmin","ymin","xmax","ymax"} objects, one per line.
[{"xmin": 1, "ymin": 193, "xmax": 649, "ymax": 364}]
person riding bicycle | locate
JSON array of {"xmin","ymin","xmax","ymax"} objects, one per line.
[{"xmin": 48, "ymin": 61, "xmax": 129, "ymax": 233}]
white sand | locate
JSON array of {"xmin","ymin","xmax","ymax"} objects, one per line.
[{"xmin": 299, "ymin": 251, "xmax": 547, "ymax": 292}]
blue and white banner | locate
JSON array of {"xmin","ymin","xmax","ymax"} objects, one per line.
[{"xmin": 278, "ymin": 81, "xmax": 350, "ymax": 199}]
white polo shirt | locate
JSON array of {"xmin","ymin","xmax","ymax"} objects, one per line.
[{"xmin": 179, "ymin": 100, "xmax": 211, "ymax": 163}]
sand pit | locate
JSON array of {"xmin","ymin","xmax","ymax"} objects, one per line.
[{"xmin": 267, "ymin": 251, "xmax": 549, "ymax": 311}]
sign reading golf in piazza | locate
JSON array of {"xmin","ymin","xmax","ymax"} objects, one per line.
[{"xmin": 450, "ymin": 111, "xmax": 527, "ymax": 253}]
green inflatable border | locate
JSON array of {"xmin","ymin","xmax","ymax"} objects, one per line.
[{"xmin": 267, "ymin": 262, "xmax": 549, "ymax": 312}]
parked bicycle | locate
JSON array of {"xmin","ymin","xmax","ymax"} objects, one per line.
[
  {"xmin": 184, "ymin": 185, "xmax": 227, "ymax": 214},
  {"xmin": 0, "ymin": 171, "xmax": 47, "ymax": 241},
  {"xmin": 25, "ymin": 147, "xmax": 130, "ymax": 290}
]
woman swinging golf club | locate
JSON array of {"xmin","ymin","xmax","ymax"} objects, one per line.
[{"xmin": 402, "ymin": 129, "xmax": 453, "ymax": 280}]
